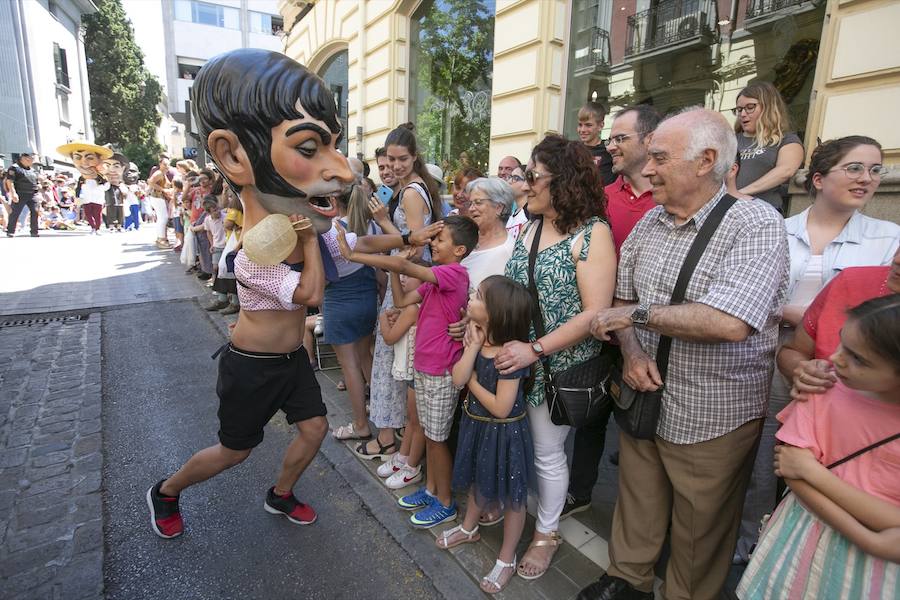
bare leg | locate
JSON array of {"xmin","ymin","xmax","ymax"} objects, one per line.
[
  {"xmin": 160, "ymin": 443, "xmax": 251, "ymax": 496},
  {"xmin": 354, "ymin": 336, "xmax": 373, "ymax": 387},
  {"xmin": 274, "ymin": 416, "xmax": 327, "ymax": 495},
  {"xmin": 332, "ymin": 343, "xmax": 370, "ymax": 435},
  {"xmin": 428, "ymin": 439, "xmax": 453, "ymax": 507},
  {"xmin": 462, "ymin": 490, "xmax": 483, "ymax": 532},
  {"xmin": 500, "ymin": 506, "xmax": 527, "ymax": 564}
]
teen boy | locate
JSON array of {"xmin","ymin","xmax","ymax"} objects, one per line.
[{"xmin": 577, "ymin": 101, "xmax": 615, "ymax": 186}]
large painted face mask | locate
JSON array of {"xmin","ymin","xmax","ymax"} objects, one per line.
[
  {"xmin": 104, "ymin": 159, "xmax": 126, "ymax": 185},
  {"xmin": 124, "ymin": 163, "xmax": 140, "ymax": 185}
]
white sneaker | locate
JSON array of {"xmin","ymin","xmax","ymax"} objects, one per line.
[
  {"xmin": 377, "ymin": 453, "xmax": 405, "ymax": 478},
  {"xmin": 385, "ymin": 464, "xmax": 422, "ymax": 490}
]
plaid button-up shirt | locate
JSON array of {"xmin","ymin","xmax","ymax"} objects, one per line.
[{"xmin": 616, "ymin": 186, "xmax": 789, "ymax": 444}]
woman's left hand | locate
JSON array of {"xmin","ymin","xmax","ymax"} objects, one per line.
[
  {"xmin": 774, "ymin": 444, "xmax": 821, "ymax": 480},
  {"xmin": 408, "ymin": 222, "xmax": 443, "ymax": 246},
  {"xmin": 495, "ymin": 340, "xmax": 538, "ymax": 375}
]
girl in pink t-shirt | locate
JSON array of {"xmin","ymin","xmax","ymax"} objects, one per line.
[{"xmin": 738, "ymin": 294, "xmax": 900, "ymax": 600}]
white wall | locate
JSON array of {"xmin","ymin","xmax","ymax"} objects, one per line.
[
  {"xmin": 21, "ymin": 0, "xmax": 94, "ymax": 166},
  {"xmin": 173, "ymin": 20, "xmax": 244, "ymax": 60}
]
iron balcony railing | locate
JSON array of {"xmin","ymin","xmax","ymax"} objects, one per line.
[
  {"xmin": 573, "ymin": 27, "xmax": 611, "ymax": 74},
  {"xmin": 746, "ymin": 0, "xmax": 808, "ymax": 20},
  {"xmin": 625, "ymin": 0, "xmax": 715, "ymax": 58}
]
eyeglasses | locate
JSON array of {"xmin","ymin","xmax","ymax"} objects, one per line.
[
  {"xmin": 524, "ymin": 169, "xmax": 553, "ymax": 186},
  {"xmin": 831, "ymin": 163, "xmax": 889, "ymax": 179},
  {"xmin": 469, "ymin": 197, "xmax": 496, "ymax": 208},
  {"xmin": 605, "ymin": 134, "xmax": 635, "ymax": 147},
  {"xmin": 731, "ymin": 103, "xmax": 758, "ymax": 116}
]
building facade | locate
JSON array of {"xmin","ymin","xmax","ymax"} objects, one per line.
[
  {"xmin": 160, "ymin": 0, "xmax": 285, "ymax": 159},
  {"xmin": 280, "ymin": 0, "xmax": 899, "ymax": 218},
  {"xmin": 0, "ymin": 0, "xmax": 97, "ymax": 175}
]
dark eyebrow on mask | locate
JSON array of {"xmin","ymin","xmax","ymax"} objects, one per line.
[{"xmin": 284, "ymin": 123, "xmax": 332, "ymax": 146}]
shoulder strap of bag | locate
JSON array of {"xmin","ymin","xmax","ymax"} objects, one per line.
[
  {"xmin": 526, "ymin": 218, "xmax": 556, "ymax": 382},
  {"xmin": 654, "ymin": 194, "xmax": 737, "ymax": 379},
  {"xmin": 826, "ymin": 432, "xmax": 900, "ymax": 470}
]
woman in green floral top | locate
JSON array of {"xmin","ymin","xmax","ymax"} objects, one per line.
[{"xmin": 496, "ymin": 135, "xmax": 617, "ymax": 580}]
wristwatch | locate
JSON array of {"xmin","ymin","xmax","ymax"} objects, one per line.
[
  {"xmin": 401, "ymin": 232, "xmax": 411, "ymax": 246},
  {"xmin": 531, "ymin": 341, "xmax": 545, "ymax": 358},
  {"xmin": 631, "ymin": 301, "xmax": 651, "ymax": 325}
]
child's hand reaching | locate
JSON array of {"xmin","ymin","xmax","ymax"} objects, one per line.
[
  {"xmin": 774, "ymin": 444, "xmax": 821, "ymax": 480},
  {"xmin": 334, "ymin": 222, "xmax": 355, "ymax": 261},
  {"xmin": 463, "ymin": 321, "xmax": 485, "ymax": 349}
]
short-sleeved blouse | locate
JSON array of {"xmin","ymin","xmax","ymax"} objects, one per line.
[{"xmin": 505, "ymin": 216, "xmax": 605, "ymax": 407}]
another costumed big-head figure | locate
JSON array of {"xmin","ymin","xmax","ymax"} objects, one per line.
[{"xmin": 56, "ymin": 141, "xmax": 112, "ymax": 234}]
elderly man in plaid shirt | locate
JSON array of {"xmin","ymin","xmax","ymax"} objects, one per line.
[{"xmin": 578, "ymin": 108, "xmax": 789, "ymax": 600}]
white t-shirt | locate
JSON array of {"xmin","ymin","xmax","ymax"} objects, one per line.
[
  {"xmin": 506, "ymin": 209, "xmax": 529, "ymax": 240},
  {"xmin": 80, "ymin": 179, "xmax": 109, "ymax": 206},
  {"xmin": 461, "ymin": 233, "xmax": 516, "ymax": 289},
  {"xmin": 204, "ymin": 214, "xmax": 227, "ymax": 248}
]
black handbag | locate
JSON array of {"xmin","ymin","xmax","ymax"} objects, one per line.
[
  {"xmin": 612, "ymin": 194, "xmax": 737, "ymax": 440},
  {"xmin": 526, "ymin": 218, "xmax": 614, "ymax": 428}
]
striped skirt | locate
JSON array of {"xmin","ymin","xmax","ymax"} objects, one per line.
[{"xmin": 737, "ymin": 493, "xmax": 900, "ymax": 599}]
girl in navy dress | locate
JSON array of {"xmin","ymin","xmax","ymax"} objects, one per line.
[{"xmin": 437, "ymin": 275, "xmax": 534, "ymax": 594}]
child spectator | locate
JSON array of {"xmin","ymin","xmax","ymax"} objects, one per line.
[
  {"xmin": 438, "ymin": 275, "xmax": 535, "ymax": 594},
  {"xmin": 190, "ymin": 195, "xmax": 215, "ymax": 281},
  {"xmin": 377, "ymin": 269, "xmax": 425, "ymax": 490},
  {"xmin": 202, "ymin": 198, "xmax": 228, "ymax": 309},
  {"xmin": 577, "ymin": 101, "xmax": 615, "ymax": 186},
  {"xmin": 44, "ymin": 205, "xmax": 75, "ymax": 230},
  {"xmin": 737, "ymin": 294, "xmax": 900, "ymax": 598},
  {"xmin": 336, "ymin": 215, "xmax": 478, "ymax": 528}
]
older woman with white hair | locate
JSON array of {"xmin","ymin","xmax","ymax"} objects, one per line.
[{"xmin": 461, "ymin": 177, "xmax": 517, "ymax": 287}]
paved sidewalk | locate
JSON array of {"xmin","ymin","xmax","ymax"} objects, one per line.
[
  {"xmin": 0, "ymin": 314, "xmax": 104, "ymax": 600},
  {"xmin": 0, "ymin": 227, "xmax": 197, "ymax": 316}
]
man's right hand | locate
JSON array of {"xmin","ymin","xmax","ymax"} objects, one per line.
[
  {"xmin": 790, "ymin": 359, "xmax": 836, "ymax": 401},
  {"xmin": 622, "ymin": 351, "xmax": 663, "ymax": 392}
]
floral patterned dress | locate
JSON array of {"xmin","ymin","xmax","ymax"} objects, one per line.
[{"xmin": 505, "ymin": 217, "xmax": 604, "ymax": 407}]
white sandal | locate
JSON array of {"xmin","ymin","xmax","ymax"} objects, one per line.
[
  {"xmin": 435, "ymin": 524, "xmax": 480, "ymax": 549},
  {"xmin": 481, "ymin": 556, "xmax": 516, "ymax": 594},
  {"xmin": 331, "ymin": 423, "xmax": 372, "ymax": 441}
]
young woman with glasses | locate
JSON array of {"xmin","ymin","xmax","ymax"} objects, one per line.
[
  {"xmin": 736, "ymin": 135, "xmax": 899, "ymax": 564},
  {"xmin": 733, "ymin": 81, "xmax": 804, "ymax": 213}
]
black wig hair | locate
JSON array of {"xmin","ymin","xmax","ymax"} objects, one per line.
[{"xmin": 192, "ymin": 49, "xmax": 342, "ymax": 197}]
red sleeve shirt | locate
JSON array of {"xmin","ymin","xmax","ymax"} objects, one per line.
[{"xmin": 604, "ymin": 175, "xmax": 656, "ymax": 257}]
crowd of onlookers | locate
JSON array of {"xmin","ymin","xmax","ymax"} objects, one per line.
[{"xmin": 298, "ymin": 81, "xmax": 898, "ymax": 599}]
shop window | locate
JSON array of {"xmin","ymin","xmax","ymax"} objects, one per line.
[
  {"xmin": 318, "ymin": 51, "xmax": 349, "ymax": 156},
  {"xmin": 409, "ymin": 0, "xmax": 495, "ymax": 175}
]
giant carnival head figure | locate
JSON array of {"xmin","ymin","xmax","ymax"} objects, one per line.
[
  {"xmin": 104, "ymin": 153, "xmax": 129, "ymax": 186},
  {"xmin": 56, "ymin": 141, "xmax": 113, "ymax": 181},
  {"xmin": 192, "ymin": 48, "xmax": 353, "ymax": 233},
  {"xmin": 124, "ymin": 162, "xmax": 140, "ymax": 185}
]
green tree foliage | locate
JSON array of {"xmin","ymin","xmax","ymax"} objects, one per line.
[
  {"xmin": 412, "ymin": 0, "xmax": 494, "ymax": 175},
  {"xmin": 83, "ymin": 0, "xmax": 163, "ymax": 176}
]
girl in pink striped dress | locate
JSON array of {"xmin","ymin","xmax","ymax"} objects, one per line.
[{"xmin": 738, "ymin": 294, "xmax": 900, "ymax": 599}]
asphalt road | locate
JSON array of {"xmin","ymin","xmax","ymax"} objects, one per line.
[{"xmin": 101, "ymin": 299, "xmax": 441, "ymax": 600}]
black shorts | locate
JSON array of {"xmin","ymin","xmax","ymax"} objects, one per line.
[{"xmin": 216, "ymin": 344, "xmax": 325, "ymax": 450}]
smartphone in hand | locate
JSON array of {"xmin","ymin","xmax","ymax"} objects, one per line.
[{"xmin": 375, "ymin": 184, "xmax": 393, "ymax": 205}]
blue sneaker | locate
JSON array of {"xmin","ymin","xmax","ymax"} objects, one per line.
[
  {"xmin": 410, "ymin": 500, "xmax": 457, "ymax": 529},
  {"xmin": 398, "ymin": 487, "xmax": 434, "ymax": 511}
]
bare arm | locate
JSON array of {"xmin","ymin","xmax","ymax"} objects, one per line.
[
  {"xmin": 381, "ymin": 305, "xmax": 419, "ymax": 346},
  {"xmin": 787, "ymin": 479, "xmax": 900, "ymax": 562},
  {"xmin": 452, "ymin": 323, "xmax": 484, "ymax": 388},
  {"xmin": 777, "ymin": 326, "xmax": 836, "ymax": 399},
  {"xmin": 468, "ymin": 377, "xmax": 521, "ymax": 420},
  {"xmin": 775, "ymin": 445, "xmax": 900, "ymax": 532},
  {"xmin": 290, "ymin": 222, "xmax": 324, "ymax": 307},
  {"xmin": 388, "ymin": 263, "xmax": 427, "ymax": 308},
  {"xmin": 739, "ymin": 143, "xmax": 804, "ymax": 197},
  {"xmin": 645, "ymin": 302, "xmax": 751, "ymax": 343},
  {"xmin": 401, "ymin": 186, "xmax": 427, "ymax": 260}
]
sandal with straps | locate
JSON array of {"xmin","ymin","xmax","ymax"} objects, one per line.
[
  {"xmin": 435, "ymin": 524, "xmax": 480, "ymax": 549},
  {"xmin": 481, "ymin": 556, "xmax": 516, "ymax": 594},
  {"xmin": 353, "ymin": 438, "xmax": 398, "ymax": 460},
  {"xmin": 332, "ymin": 423, "xmax": 372, "ymax": 441},
  {"xmin": 516, "ymin": 531, "xmax": 562, "ymax": 580}
]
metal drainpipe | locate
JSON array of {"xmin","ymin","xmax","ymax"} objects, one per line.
[
  {"xmin": 357, "ymin": 0, "xmax": 366, "ymax": 161},
  {"xmin": 13, "ymin": 0, "xmax": 39, "ymax": 154}
]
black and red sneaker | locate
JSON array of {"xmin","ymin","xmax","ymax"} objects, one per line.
[
  {"xmin": 264, "ymin": 487, "xmax": 317, "ymax": 525},
  {"xmin": 146, "ymin": 480, "xmax": 184, "ymax": 538}
]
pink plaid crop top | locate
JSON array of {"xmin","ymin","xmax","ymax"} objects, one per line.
[{"xmin": 234, "ymin": 250, "xmax": 303, "ymax": 311}]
